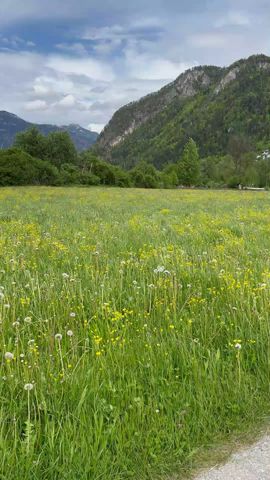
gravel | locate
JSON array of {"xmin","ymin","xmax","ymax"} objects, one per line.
[{"xmin": 194, "ymin": 435, "xmax": 270, "ymax": 480}]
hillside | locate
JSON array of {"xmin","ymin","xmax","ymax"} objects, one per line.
[
  {"xmin": 0, "ymin": 111, "xmax": 98, "ymax": 151},
  {"xmin": 96, "ymin": 54, "xmax": 270, "ymax": 168}
]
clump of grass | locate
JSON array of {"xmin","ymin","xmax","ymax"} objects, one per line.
[{"xmin": 0, "ymin": 186, "xmax": 269, "ymax": 479}]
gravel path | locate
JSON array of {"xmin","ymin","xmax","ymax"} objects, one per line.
[{"xmin": 194, "ymin": 435, "xmax": 270, "ymax": 480}]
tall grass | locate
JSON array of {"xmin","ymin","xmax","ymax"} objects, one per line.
[{"xmin": 0, "ymin": 187, "xmax": 269, "ymax": 479}]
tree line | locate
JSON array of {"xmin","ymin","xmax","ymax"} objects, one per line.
[{"xmin": 0, "ymin": 126, "xmax": 269, "ymax": 188}]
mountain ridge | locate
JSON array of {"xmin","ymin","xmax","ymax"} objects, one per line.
[{"xmin": 0, "ymin": 111, "xmax": 99, "ymax": 151}]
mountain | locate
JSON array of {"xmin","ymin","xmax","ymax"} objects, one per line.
[
  {"xmin": 96, "ymin": 54, "xmax": 270, "ymax": 169},
  {"xmin": 0, "ymin": 111, "xmax": 99, "ymax": 151}
]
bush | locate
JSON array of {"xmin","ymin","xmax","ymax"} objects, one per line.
[
  {"xmin": 59, "ymin": 164, "xmax": 81, "ymax": 185},
  {"xmin": 130, "ymin": 161, "xmax": 160, "ymax": 188},
  {"xmin": 0, "ymin": 148, "xmax": 59, "ymax": 186}
]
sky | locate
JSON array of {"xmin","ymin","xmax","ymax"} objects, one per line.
[{"xmin": 0, "ymin": 0, "xmax": 269, "ymax": 133}]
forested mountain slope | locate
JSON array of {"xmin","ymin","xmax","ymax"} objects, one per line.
[{"xmin": 96, "ymin": 54, "xmax": 270, "ymax": 168}]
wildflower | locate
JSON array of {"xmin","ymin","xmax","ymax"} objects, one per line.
[
  {"xmin": 55, "ymin": 333, "xmax": 63, "ymax": 341},
  {"xmin": 62, "ymin": 273, "xmax": 69, "ymax": 279},
  {"xmin": 4, "ymin": 352, "xmax": 14, "ymax": 360},
  {"xmin": 67, "ymin": 330, "xmax": 74, "ymax": 337},
  {"xmin": 12, "ymin": 321, "xmax": 20, "ymax": 327},
  {"xmin": 24, "ymin": 383, "xmax": 34, "ymax": 391},
  {"xmin": 24, "ymin": 317, "xmax": 32, "ymax": 324},
  {"xmin": 235, "ymin": 343, "xmax": 242, "ymax": 350},
  {"xmin": 154, "ymin": 266, "xmax": 165, "ymax": 274},
  {"xmin": 70, "ymin": 312, "xmax": 76, "ymax": 318}
]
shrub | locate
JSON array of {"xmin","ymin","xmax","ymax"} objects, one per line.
[{"xmin": 0, "ymin": 148, "xmax": 59, "ymax": 186}]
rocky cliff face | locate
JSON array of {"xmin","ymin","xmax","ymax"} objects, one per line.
[{"xmin": 97, "ymin": 66, "xmax": 223, "ymax": 151}]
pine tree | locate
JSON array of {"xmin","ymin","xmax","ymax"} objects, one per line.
[{"xmin": 179, "ymin": 138, "xmax": 200, "ymax": 186}]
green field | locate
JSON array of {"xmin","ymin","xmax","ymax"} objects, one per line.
[{"xmin": 0, "ymin": 187, "xmax": 270, "ymax": 479}]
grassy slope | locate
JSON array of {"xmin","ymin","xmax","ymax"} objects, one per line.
[{"xmin": 0, "ymin": 187, "xmax": 270, "ymax": 479}]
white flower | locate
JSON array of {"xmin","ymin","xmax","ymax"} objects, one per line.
[
  {"xmin": 70, "ymin": 312, "xmax": 76, "ymax": 318},
  {"xmin": 4, "ymin": 352, "xmax": 14, "ymax": 360},
  {"xmin": 235, "ymin": 343, "xmax": 242, "ymax": 350},
  {"xmin": 24, "ymin": 383, "xmax": 34, "ymax": 391},
  {"xmin": 62, "ymin": 273, "xmax": 69, "ymax": 279},
  {"xmin": 67, "ymin": 330, "xmax": 73, "ymax": 337},
  {"xmin": 55, "ymin": 333, "xmax": 63, "ymax": 341},
  {"xmin": 12, "ymin": 321, "xmax": 20, "ymax": 327},
  {"xmin": 24, "ymin": 317, "xmax": 32, "ymax": 324},
  {"xmin": 154, "ymin": 266, "xmax": 165, "ymax": 274}
]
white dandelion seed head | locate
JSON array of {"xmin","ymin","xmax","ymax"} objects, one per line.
[
  {"xmin": 67, "ymin": 330, "xmax": 74, "ymax": 337},
  {"xmin": 24, "ymin": 383, "xmax": 34, "ymax": 391},
  {"xmin": 69, "ymin": 312, "xmax": 76, "ymax": 318},
  {"xmin": 62, "ymin": 273, "xmax": 69, "ymax": 279},
  {"xmin": 55, "ymin": 333, "xmax": 63, "ymax": 341},
  {"xmin": 235, "ymin": 343, "xmax": 242, "ymax": 350},
  {"xmin": 24, "ymin": 317, "xmax": 32, "ymax": 324},
  {"xmin": 12, "ymin": 321, "xmax": 20, "ymax": 327},
  {"xmin": 4, "ymin": 352, "xmax": 14, "ymax": 360}
]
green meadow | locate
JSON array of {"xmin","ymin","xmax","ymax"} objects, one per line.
[{"xmin": 0, "ymin": 187, "xmax": 269, "ymax": 479}]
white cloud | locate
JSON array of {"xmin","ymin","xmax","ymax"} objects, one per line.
[
  {"xmin": 188, "ymin": 32, "xmax": 236, "ymax": 48},
  {"xmin": 55, "ymin": 42, "xmax": 88, "ymax": 56},
  {"xmin": 24, "ymin": 99, "xmax": 48, "ymax": 111},
  {"xmin": 46, "ymin": 55, "xmax": 115, "ymax": 81},
  {"xmin": 33, "ymin": 76, "xmax": 75, "ymax": 97},
  {"xmin": 58, "ymin": 94, "xmax": 76, "ymax": 107},
  {"xmin": 214, "ymin": 11, "xmax": 250, "ymax": 28},
  {"xmin": 88, "ymin": 123, "xmax": 104, "ymax": 133},
  {"xmin": 127, "ymin": 54, "xmax": 196, "ymax": 81}
]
